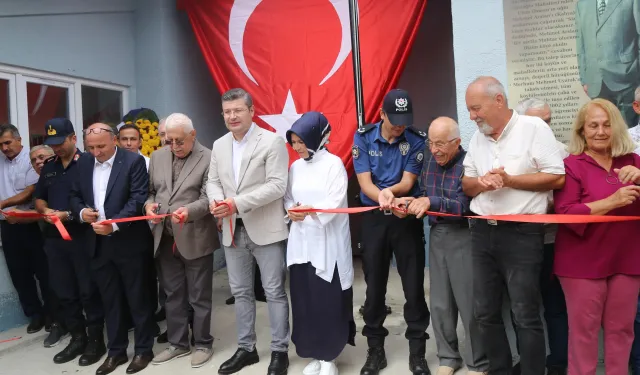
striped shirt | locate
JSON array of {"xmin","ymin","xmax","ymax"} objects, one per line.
[{"xmin": 419, "ymin": 146, "xmax": 470, "ymax": 226}]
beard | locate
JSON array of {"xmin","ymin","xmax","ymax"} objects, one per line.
[{"xmin": 477, "ymin": 121, "xmax": 494, "ymax": 135}]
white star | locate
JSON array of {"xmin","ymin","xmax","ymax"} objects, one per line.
[{"xmin": 259, "ymin": 90, "xmax": 303, "ymax": 139}]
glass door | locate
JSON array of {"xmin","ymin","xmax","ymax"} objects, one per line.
[
  {"xmin": 16, "ymin": 75, "xmax": 75, "ymax": 149},
  {"xmin": 0, "ymin": 72, "xmax": 17, "ymax": 126}
]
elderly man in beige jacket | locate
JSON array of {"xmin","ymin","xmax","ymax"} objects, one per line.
[{"xmin": 144, "ymin": 113, "xmax": 216, "ymax": 369}]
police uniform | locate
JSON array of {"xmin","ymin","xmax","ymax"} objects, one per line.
[
  {"xmin": 353, "ymin": 90, "xmax": 430, "ymax": 370},
  {"xmin": 34, "ymin": 118, "xmax": 105, "ymax": 366}
]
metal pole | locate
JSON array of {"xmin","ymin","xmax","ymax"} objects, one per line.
[{"xmin": 348, "ymin": 0, "xmax": 365, "ymax": 130}]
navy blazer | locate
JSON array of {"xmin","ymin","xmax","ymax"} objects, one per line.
[{"xmin": 70, "ymin": 147, "xmax": 152, "ymax": 258}]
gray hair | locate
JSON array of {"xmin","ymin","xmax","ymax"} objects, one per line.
[
  {"xmin": 164, "ymin": 113, "xmax": 194, "ymax": 132},
  {"xmin": 30, "ymin": 145, "xmax": 54, "ymax": 156},
  {"xmin": 471, "ymin": 76, "xmax": 508, "ymax": 105},
  {"xmin": 0, "ymin": 124, "xmax": 20, "ymax": 138},
  {"xmin": 635, "ymin": 85, "xmax": 640, "ymax": 102},
  {"xmin": 516, "ymin": 97, "xmax": 549, "ymax": 115},
  {"xmin": 221, "ymin": 88, "xmax": 254, "ymax": 108},
  {"xmin": 158, "ymin": 117, "xmax": 166, "ymax": 130}
]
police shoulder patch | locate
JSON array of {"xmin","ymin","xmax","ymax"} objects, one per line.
[
  {"xmin": 352, "ymin": 145, "xmax": 360, "ymax": 159},
  {"xmin": 399, "ymin": 141, "xmax": 410, "ymax": 156},
  {"xmin": 416, "ymin": 152, "xmax": 424, "ymax": 163},
  {"xmin": 407, "ymin": 126, "xmax": 427, "ymax": 138},
  {"xmin": 357, "ymin": 123, "xmax": 376, "ymax": 134},
  {"xmin": 43, "ymin": 155, "xmax": 57, "ymax": 165}
]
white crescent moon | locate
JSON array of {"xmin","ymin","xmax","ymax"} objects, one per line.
[{"xmin": 229, "ymin": 0, "xmax": 352, "ymax": 87}]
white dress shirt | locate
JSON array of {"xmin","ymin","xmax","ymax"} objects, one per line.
[
  {"xmin": 138, "ymin": 150, "xmax": 150, "ymax": 171},
  {"xmin": 80, "ymin": 149, "xmax": 119, "ymax": 232},
  {"xmin": 0, "ymin": 146, "xmax": 39, "ymax": 218},
  {"xmin": 284, "ymin": 150, "xmax": 354, "ymax": 290},
  {"xmin": 232, "ymin": 123, "xmax": 256, "ymax": 185},
  {"xmin": 463, "ymin": 111, "xmax": 566, "ymax": 215}
]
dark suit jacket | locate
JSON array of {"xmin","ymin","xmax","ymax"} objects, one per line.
[{"xmin": 70, "ymin": 147, "xmax": 152, "ymax": 258}]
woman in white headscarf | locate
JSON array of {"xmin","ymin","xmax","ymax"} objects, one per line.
[{"xmin": 284, "ymin": 111, "xmax": 355, "ymax": 375}]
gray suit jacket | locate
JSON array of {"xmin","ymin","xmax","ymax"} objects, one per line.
[
  {"xmin": 206, "ymin": 125, "xmax": 289, "ymax": 247},
  {"xmin": 576, "ymin": 0, "xmax": 640, "ymax": 97},
  {"xmin": 145, "ymin": 141, "xmax": 216, "ymax": 259}
]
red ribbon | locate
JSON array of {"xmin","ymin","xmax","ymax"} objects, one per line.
[
  {"xmin": 0, "ymin": 210, "xmax": 71, "ymax": 240},
  {"xmin": 288, "ymin": 206, "xmax": 640, "ymax": 224},
  {"xmin": 99, "ymin": 213, "xmax": 185, "ymax": 254},
  {"xmin": 0, "ymin": 336, "xmax": 21, "ymax": 344}
]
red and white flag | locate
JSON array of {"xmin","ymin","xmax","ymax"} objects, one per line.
[{"xmin": 179, "ymin": 0, "xmax": 427, "ymax": 172}]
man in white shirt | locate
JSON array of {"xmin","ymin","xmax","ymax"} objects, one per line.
[
  {"xmin": 462, "ymin": 77, "xmax": 566, "ymax": 375},
  {"xmin": 207, "ymin": 88, "xmax": 290, "ymax": 375},
  {"xmin": 0, "ymin": 124, "xmax": 52, "ymax": 334},
  {"xmin": 117, "ymin": 124, "xmax": 150, "ymax": 170}
]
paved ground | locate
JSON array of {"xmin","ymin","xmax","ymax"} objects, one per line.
[{"xmin": 0, "ymin": 259, "xmax": 609, "ymax": 375}]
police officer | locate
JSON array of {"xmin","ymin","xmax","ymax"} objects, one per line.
[
  {"xmin": 353, "ymin": 89, "xmax": 431, "ymax": 375},
  {"xmin": 34, "ymin": 118, "xmax": 106, "ymax": 367}
]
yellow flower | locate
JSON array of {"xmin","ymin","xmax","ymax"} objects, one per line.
[
  {"xmin": 135, "ymin": 119, "xmax": 143, "ymax": 126},
  {"xmin": 142, "ymin": 133, "xmax": 150, "ymax": 141},
  {"xmin": 151, "ymin": 122, "xmax": 159, "ymax": 128}
]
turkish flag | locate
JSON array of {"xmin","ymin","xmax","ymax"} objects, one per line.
[{"xmin": 179, "ymin": 0, "xmax": 426, "ymax": 173}]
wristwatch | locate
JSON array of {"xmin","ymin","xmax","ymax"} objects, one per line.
[{"xmin": 65, "ymin": 211, "xmax": 73, "ymax": 221}]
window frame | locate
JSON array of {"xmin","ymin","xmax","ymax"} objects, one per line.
[{"xmin": 0, "ymin": 64, "xmax": 129, "ymax": 150}]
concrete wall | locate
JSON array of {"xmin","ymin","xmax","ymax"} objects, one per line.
[
  {"xmin": 0, "ymin": 0, "xmax": 138, "ymax": 332},
  {"xmin": 451, "ymin": 0, "xmax": 508, "ymax": 146}
]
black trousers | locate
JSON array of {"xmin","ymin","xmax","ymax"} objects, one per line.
[
  {"xmin": 360, "ymin": 211, "xmax": 430, "ymax": 356},
  {"xmin": 0, "ymin": 221, "xmax": 51, "ymax": 319},
  {"xmin": 44, "ymin": 237, "xmax": 104, "ymax": 333},
  {"xmin": 92, "ymin": 240, "xmax": 155, "ymax": 356},
  {"xmin": 470, "ymin": 219, "xmax": 546, "ymax": 375},
  {"xmin": 510, "ymin": 242, "xmax": 568, "ymax": 369}
]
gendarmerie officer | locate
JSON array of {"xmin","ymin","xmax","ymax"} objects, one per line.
[
  {"xmin": 353, "ymin": 89, "xmax": 431, "ymax": 375},
  {"xmin": 34, "ymin": 118, "xmax": 105, "ymax": 367}
]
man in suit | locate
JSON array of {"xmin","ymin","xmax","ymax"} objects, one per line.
[
  {"xmin": 576, "ymin": 0, "xmax": 640, "ymax": 127},
  {"xmin": 144, "ymin": 113, "xmax": 215, "ymax": 368},
  {"xmin": 207, "ymin": 88, "xmax": 290, "ymax": 375},
  {"xmin": 70, "ymin": 123, "xmax": 155, "ymax": 375}
]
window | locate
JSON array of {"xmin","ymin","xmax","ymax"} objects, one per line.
[
  {"xmin": 26, "ymin": 82, "xmax": 70, "ymax": 146},
  {"xmin": 0, "ymin": 64, "xmax": 128, "ymax": 151},
  {"xmin": 81, "ymin": 86, "xmax": 123, "ymax": 130}
]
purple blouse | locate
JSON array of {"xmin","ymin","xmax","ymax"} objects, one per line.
[{"xmin": 553, "ymin": 152, "xmax": 640, "ymax": 279}]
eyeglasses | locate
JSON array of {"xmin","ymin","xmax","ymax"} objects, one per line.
[
  {"xmin": 83, "ymin": 128, "xmax": 114, "ymax": 135},
  {"xmin": 427, "ymin": 138, "xmax": 458, "ymax": 149},
  {"xmin": 222, "ymin": 108, "xmax": 250, "ymax": 117}
]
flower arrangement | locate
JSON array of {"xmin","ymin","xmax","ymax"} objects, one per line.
[{"xmin": 122, "ymin": 108, "xmax": 161, "ymax": 156}]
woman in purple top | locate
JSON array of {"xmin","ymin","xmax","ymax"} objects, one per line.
[{"xmin": 554, "ymin": 98, "xmax": 640, "ymax": 375}]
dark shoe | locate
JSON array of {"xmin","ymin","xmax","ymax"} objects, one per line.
[
  {"xmin": 27, "ymin": 315, "xmax": 45, "ymax": 334},
  {"xmin": 126, "ymin": 352, "xmax": 154, "ymax": 374},
  {"xmin": 96, "ymin": 355, "xmax": 128, "ymax": 375},
  {"xmin": 409, "ymin": 355, "xmax": 430, "ymax": 375},
  {"xmin": 44, "ymin": 323, "xmax": 69, "ymax": 348},
  {"xmin": 225, "ymin": 296, "xmax": 236, "ymax": 305},
  {"xmin": 512, "ymin": 362, "xmax": 521, "ymax": 375},
  {"xmin": 267, "ymin": 351, "xmax": 289, "ymax": 375},
  {"xmin": 157, "ymin": 330, "xmax": 168, "ymax": 344},
  {"xmin": 546, "ymin": 366, "xmax": 566, "ymax": 375},
  {"xmin": 360, "ymin": 347, "xmax": 387, "ymax": 375},
  {"xmin": 155, "ymin": 307, "xmax": 166, "ymax": 322},
  {"xmin": 218, "ymin": 348, "xmax": 260, "ymax": 374},
  {"xmin": 53, "ymin": 333, "xmax": 87, "ymax": 364},
  {"xmin": 79, "ymin": 326, "xmax": 106, "ymax": 366}
]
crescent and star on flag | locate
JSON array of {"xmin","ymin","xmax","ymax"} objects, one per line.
[{"xmin": 228, "ymin": 0, "xmax": 353, "ymax": 138}]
